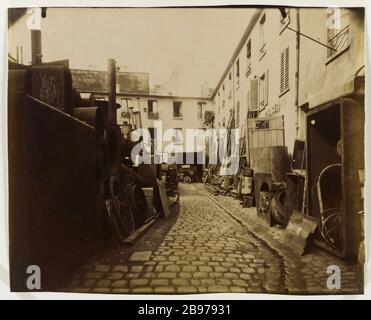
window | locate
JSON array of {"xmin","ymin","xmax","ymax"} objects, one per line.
[
  {"xmin": 228, "ymin": 72, "xmax": 232, "ymax": 81},
  {"xmin": 246, "ymin": 40, "xmax": 252, "ymax": 77},
  {"xmin": 197, "ymin": 102, "xmax": 205, "ymax": 119},
  {"xmin": 147, "ymin": 100, "xmax": 158, "ymax": 119},
  {"xmin": 280, "ymin": 8, "xmax": 290, "ymax": 33},
  {"xmin": 248, "ymin": 79, "xmax": 259, "ymax": 112},
  {"xmin": 173, "ymin": 101, "xmax": 183, "ymax": 118},
  {"xmin": 280, "ymin": 48, "xmax": 289, "ymax": 95},
  {"xmin": 246, "ymin": 39, "xmax": 251, "ymax": 59},
  {"xmin": 326, "ymin": 8, "xmax": 350, "ymax": 59},
  {"xmin": 236, "ymin": 59, "xmax": 240, "ymax": 78},
  {"xmin": 259, "ymin": 71, "xmax": 269, "ymax": 108}
]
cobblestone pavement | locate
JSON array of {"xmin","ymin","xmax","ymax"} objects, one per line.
[
  {"xmin": 207, "ymin": 188, "xmax": 363, "ymax": 295},
  {"xmin": 67, "ymin": 183, "xmax": 362, "ymax": 295}
]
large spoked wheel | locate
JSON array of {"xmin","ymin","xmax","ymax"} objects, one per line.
[
  {"xmin": 107, "ymin": 176, "xmax": 135, "ymax": 243},
  {"xmin": 124, "ymin": 183, "xmax": 148, "ymax": 228},
  {"xmin": 319, "ymin": 208, "xmax": 343, "ymax": 250}
]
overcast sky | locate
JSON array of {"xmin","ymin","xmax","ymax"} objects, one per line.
[{"xmin": 41, "ymin": 8, "xmax": 254, "ymax": 96}]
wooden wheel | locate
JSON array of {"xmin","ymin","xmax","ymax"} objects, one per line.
[{"xmin": 107, "ymin": 176, "xmax": 135, "ymax": 243}]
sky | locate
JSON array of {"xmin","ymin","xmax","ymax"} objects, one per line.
[{"xmin": 41, "ymin": 7, "xmax": 254, "ymax": 96}]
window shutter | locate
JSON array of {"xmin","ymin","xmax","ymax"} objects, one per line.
[
  {"xmin": 280, "ymin": 51, "xmax": 285, "ymax": 93},
  {"xmin": 246, "ymin": 40, "xmax": 251, "ymax": 59},
  {"xmin": 280, "ymin": 48, "xmax": 289, "ymax": 93},
  {"xmin": 265, "ymin": 69, "xmax": 269, "ymax": 106},
  {"xmin": 284, "ymin": 48, "xmax": 289, "ymax": 91},
  {"xmin": 250, "ymin": 79, "xmax": 259, "ymax": 111}
]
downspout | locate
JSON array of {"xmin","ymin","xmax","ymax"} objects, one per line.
[
  {"xmin": 294, "ymin": 8, "xmax": 307, "ymax": 215},
  {"xmin": 295, "ymin": 8, "xmax": 300, "ymax": 137}
]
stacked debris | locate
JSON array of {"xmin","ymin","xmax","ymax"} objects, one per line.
[{"xmin": 8, "ymin": 57, "xmax": 177, "ymax": 290}]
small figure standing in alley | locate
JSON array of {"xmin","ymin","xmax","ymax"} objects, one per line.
[{"xmin": 7, "ymin": 5, "xmax": 365, "ymax": 295}]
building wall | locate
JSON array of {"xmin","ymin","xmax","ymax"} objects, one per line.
[
  {"xmin": 212, "ymin": 8, "xmax": 299, "ymax": 156},
  {"xmin": 101, "ymin": 94, "xmax": 212, "ymax": 155},
  {"xmin": 298, "ymin": 8, "xmax": 364, "ymax": 109},
  {"xmin": 116, "ymin": 95, "xmax": 211, "ymax": 131}
]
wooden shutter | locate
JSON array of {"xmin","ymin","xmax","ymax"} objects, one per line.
[
  {"xmin": 284, "ymin": 48, "xmax": 289, "ymax": 91},
  {"xmin": 250, "ymin": 79, "xmax": 259, "ymax": 111},
  {"xmin": 280, "ymin": 51, "xmax": 285, "ymax": 93},
  {"xmin": 280, "ymin": 48, "xmax": 289, "ymax": 93},
  {"xmin": 265, "ymin": 69, "xmax": 269, "ymax": 106}
]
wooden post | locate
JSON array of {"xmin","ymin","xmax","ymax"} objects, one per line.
[
  {"xmin": 31, "ymin": 30, "xmax": 42, "ymax": 65},
  {"xmin": 107, "ymin": 58, "xmax": 117, "ymax": 126}
]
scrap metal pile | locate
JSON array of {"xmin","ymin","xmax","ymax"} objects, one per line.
[
  {"xmin": 8, "ymin": 57, "xmax": 177, "ymax": 290},
  {"xmin": 71, "ymin": 59, "xmax": 175, "ymax": 245}
]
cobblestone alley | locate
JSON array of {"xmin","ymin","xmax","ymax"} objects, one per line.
[{"xmin": 67, "ymin": 183, "xmax": 362, "ymax": 295}]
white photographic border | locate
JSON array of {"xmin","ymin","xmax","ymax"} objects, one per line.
[{"xmin": 0, "ymin": 0, "xmax": 369, "ymax": 300}]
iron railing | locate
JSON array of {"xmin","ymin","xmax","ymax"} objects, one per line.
[{"xmin": 328, "ymin": 25, "xmax": 350, "ymax": 57}]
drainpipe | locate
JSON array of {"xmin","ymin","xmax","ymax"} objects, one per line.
[
  {"xmin": 31, "ymin": 30, "xmax": 42, "ymax": 65},
  {"xmin": 295, "ymin": 8, "xmax": 300, "ymax": 137}
]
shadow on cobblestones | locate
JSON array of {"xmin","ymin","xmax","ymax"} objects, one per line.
[{"xmin": 65, "ymin": 183, "xmax": 362, "ymax": 295}]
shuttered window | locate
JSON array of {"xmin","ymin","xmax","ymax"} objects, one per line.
[
  {"xmin": 280, "ymin": 47, "xmax": 289, "ymax": 94},
  {"xmin": 249, "ymin": 79, "xmax": 259, "ymax": 112}
]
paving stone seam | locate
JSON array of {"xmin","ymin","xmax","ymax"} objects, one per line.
[{"xmin": 200, "ymin": 186, "xmax": 288, "ymax": 294}]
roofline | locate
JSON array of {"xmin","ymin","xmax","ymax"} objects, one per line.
[
  {"xmin": 71, "ymin": 68, "xmax": 149, "ymax": 76},
  {"xmin": 77, "ymin": 90, "xmax": 212, "ymax": 101},
  {"xmin": 211, "ymin": 8, "xmax": 263, "ymax": 99}
]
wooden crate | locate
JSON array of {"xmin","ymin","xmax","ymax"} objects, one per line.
[{"xmin": 247, "ymin": 115, "xmax": 284, "ymax": 149}]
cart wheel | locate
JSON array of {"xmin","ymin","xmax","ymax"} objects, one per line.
[
  {"xmin": 108, "ymin": 176, "xmax": 135, "ymax": 243},
  {"xmin": 319, "ymin": 208, "xmax": 343, "ymax": 250}
]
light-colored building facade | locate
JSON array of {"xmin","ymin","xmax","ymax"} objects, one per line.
[
  {"xmin": 211, "ymin": 7, "xmax": 364, "ymax": 161},
  {"xmin": 298, "ymin": 8, "xmax": 365, "ymax": 110},
  {"xmin": 115, "ymin": 94, "xmax": 212, "ymax": 137},
  {"xmin": 212, "ymin": 8, "xmax": 299, "ymax": 157},
  {"xmin": 71, "ymin": 69, "xmax": 213, "ymax": 151}
]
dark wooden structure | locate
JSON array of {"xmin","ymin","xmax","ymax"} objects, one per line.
[{"xmin": 306, "ymin": 98, "xmax": 364, "ymax": 258}]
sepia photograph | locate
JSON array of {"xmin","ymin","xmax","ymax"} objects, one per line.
[{"xmin": 7, "ymin": 5, "xmax": 365, "ymax": 296}]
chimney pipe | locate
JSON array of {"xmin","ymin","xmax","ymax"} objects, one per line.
[{"xmin": 31, "ymin": 30, "xmax": 42, "ymax": 65}]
